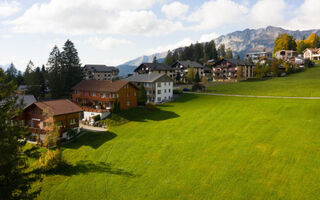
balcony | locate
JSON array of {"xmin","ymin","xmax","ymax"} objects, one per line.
[{"xmin": 72, "ymin": 93, "xmax": 117, "ymax": 102}]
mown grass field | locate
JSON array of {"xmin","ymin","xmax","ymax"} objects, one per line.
[
  {"xmin": 32, "ymin": 67, "xmax": 320, "ymax": 200},
  {"xmin": 206, "ymin": 65, "xmax": 320, "ymax": 97}
]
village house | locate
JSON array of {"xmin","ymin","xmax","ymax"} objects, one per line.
[
  {"xmin": 83, "ymin": 64, "xmax": 119, "ymax": 81},
  {"xmin": 212, "ymin": 59, "xmax": 254, "ymax": 80},
  {"xmin": 134, "ymin": 63, "xmax": 174, "ymax": 79},
  {"xmin": 21, "ymin": 99, "xmax": 83, "ymax": 143},
  {"xmin": 246, "ymin": 52, "xmax": 272, "ymax": 64},
  {"xmin": 125, "ymin": 73, "xmax": 173, "ymax": 103},
  {"xmin": 72, "ymin": 80, "xmax": 138, "ymax": 121},
  {"xmin": 303, "ymin": 48, "xmax": 320, "ymax": 60},
  {"xmin": 170, "ymin": 60, "xmax": 207, "ymax": 82},
  {"xmin": 275, "ymin": 50, "xmax": 298, "ymax": 61}
]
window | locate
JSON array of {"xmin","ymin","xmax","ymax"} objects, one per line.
[
  {"xmin": 92, "ymin": 92, "xmax": 96, "ymax": 96},
  {"xmin": 157, "ymin": 82, "xmax": 161, "ymax": 87},
  {"xmin": 127, "ymin": 101, "xmax": 131, "ymax": 106},
  {"xmin": 127, "ymin": 93, "xmax": 130, "ymax": 97},
  {"xmin": 164, "ymin": 82, "xmax": 166, "ymax": 86},
  {"xmin": 70, "ymin": 119, "xmax": 76, "ymax": 125},
  {"xmin": 169, "ymin": 89, "xmax": 171, "ymax": 93},
  {"xmin": 56, "ymin": 121, "xmax": 62, "ymax": 127},
  {"xmin": 102, "ymin": 93, "xmax": 106, "ymax": 98},
  {"xmin": 117, "ymin": 94, "xmax": 119, "ymax": 98},
  {"xmin": 157, "ymin": 90, "xmax": 161, "ymax": 94},
  {"xmin": 164, "ymin": 89, "xmax": 167, "ymax": 93},
  {"xmin": 134, "ymin": 92, "xmax": 136, "ymax": 96},
  {"xmin": 112, "ymin": 93, "xmax": 115, "ymax": 98},
  {"xmin": 32, "ymin": 109, "xmax": 36, "ymax": 114},
  {"xmin": 157, "ymin": 97, "xmax": 161, "ymax": 102}
]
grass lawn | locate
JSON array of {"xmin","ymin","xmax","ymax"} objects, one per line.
[
  {"xmin": 206, "ymin": 65, "xmax": 320, "ymax": 97},
  {"xmin": 33, "ymin": 93, "xmax": 320, "ymax": 200}
]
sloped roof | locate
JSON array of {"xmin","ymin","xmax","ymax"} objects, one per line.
[
  {"xmin": 28, "ymin": 99, "xmax": 82, "ymax": 116},
  {"xmin": 83, "ymin": 64, "xmax": 118, "ymax": 72},
  {"xmin": 125, "ymin": 73, "xmax": 170, "ymax": 83},
  {"xmin": 214, "ymin": 59, "xmax": 254, "ymax": 67},
  {"xmin": 175, "ymin": 60, "xmax": 204, "ymax": 68},
  {"xmin": 17, "ymin": 95, "xmax": 36, "ymax": 108},
  {"xmin": 134, "ymin": 63, "xmax": 171, "ymax": 72},
  {"xmin": 304, "ymin": 48, "xmax": 320, "ymax": 54},
  {"xmin": 72, "ymin": 80, "xmax": 135, "ymax": 92}
]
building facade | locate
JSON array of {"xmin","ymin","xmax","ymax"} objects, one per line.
[
  {"xmin": 83, "ymin": 64, "xmax": 119, "ymax": 81},
  {"xmin": 275, "ymin": 50, "xmax": 298, "ymax": 61},
  {"xmin": 212, "ymin": 59, "xmax": 254, "ymax": 80},
  {"xmin": 125, "ymin": 73, "xmax": 173, "ymax": 103},
  {"xmin": 246, "ymin": 52, "xmax": 272, "ymax": 63},
  {"xmin": 21, "ymin": 99, "xmax": 83, "ymax": 143},
  {"xmin": 134, "ymin": 63, "xmax": 174, "ymax": 79},
  {"xmin": 72, "ymin": 80, "xmax": 138, "ymax": 120},
  {"xmin": 303, "ymin": 48, "xmax": 320, "ymax": 60},
  {"xmin": 170, "ymin": 60, "xmax": 207, "ymax": 82}
]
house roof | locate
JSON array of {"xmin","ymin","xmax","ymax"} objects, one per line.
[
  {"xmin": 213, "ymin": 59, "xmax": 254, "ymax": 67},
  {"xmin": 17, "ymin": 95, "xmax": 36, "ymax": 108},
  {"xmin": 72, "ymin": 80, "xmax": 136, "ymax": 92},
  {"xmin": 83, "ymin": 64, "xmax": 118, "ymax": 72},
  {"xmin": 134, "ymin": 63, "xmax": 172, "ymax": 72},
  {"xmin": 125, "ymin": 73, "xmax": 171, "ymax": 83},
  {"xmin": 27, "ymin": 99, "xmax": 83, "ymax": 116},
  {"xmin": 175, "ymin": 60, "xmax": 204, "ymax": 68}
]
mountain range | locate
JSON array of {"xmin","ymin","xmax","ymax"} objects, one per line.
[{"xmin": 117, "ymin": 26, "xmax": 320, "ymax": 76}]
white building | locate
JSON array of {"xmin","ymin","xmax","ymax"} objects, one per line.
[
  {"xmin": 125, "ymin": 73, "xmax": 173, "ymax": 104},
  {"xmin": 303, "ymin": 48, "xmax": 320, "ymax": 60}
]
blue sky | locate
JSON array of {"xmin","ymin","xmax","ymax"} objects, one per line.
[{"xmin": 0, "ymin": 0, "xmax": 318, "ymax": 71}]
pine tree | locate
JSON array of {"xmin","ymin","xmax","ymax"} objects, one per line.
[
  {"xmin": 164, "ymin": 51, "xmax": 174, "ymax": 66},
  {"xmin": 194, "ymin": 42, "xmax": 204, "ymax": 62},
  {"xmin": 137, "ymin": 85, "xmax": 147, "ymax": 105},
  {"xmin": 0, "ymin": 69, "xmax": 40, "ymax": 199},
  {"xmin": 218, "ymin": 44, "xmax": 226, "ymax": 58},
  {"xmin": 195, "ymin": 72, "xmax": 200, "ymax": 83},
  {"xmin": 5, "ymin": 63, "xmax": 18, "ymax": 84},
  {"xmin": 47, "ymin": 46, "xmax": 63, "ymax": 99},
  {"xmin": 210, "ymin": 40, "xmax": 218, "ymax": 60},
  {"xmin": 204, "ymin": 42, "xmax": 212, "ymax": 62},
  {"xmin": 60, "ymin": 40, "xmax": 82, "ymax": 97},
  {"xmin": 175, "ymin": 72, "xmax": 181, "ymax": 82},
  {"xmin": 225, "ymin": 48, "xmax": 233, "ymax": 59},
  {"xmin": 152, "ymin": 56, "xmax": 157, "ymax": 63},
  {"xmin": 172, "ymin": 51, "xmax": 179, "ymax": 63}
]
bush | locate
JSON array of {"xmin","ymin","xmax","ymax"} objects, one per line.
[
  {"xmin": 145, "ymin": 102, "xmax": 157, "ymax": 110},
  {"xmin": 305, "ymin": 59, "xmax": 314, "ymax": 68},
  {"xmin": 39, "ymin": 149, "xmax": 66, "ymax": 171},
  {"xmin": 92, "ymin": 115, "xmax": 101, "ymax": 122},
  {"xmin": 67, "ymin": 128, "xmax": 77, "ymax": 139},
  {"xmin": 173, "ymin": 89, "xmax": 182, "ymax": 95},
  {"xmin": 192, "ymin": 83, "xmax": 205, "ymax": 91}
]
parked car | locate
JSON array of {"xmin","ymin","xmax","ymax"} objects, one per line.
[{"xmin": 182, "ymin": 88, "xmax": 191, "ymax": 91}]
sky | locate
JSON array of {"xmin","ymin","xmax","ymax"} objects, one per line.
[{"xmin": 0, "ymin": 0, "xmax": 319, "ymax": 71}]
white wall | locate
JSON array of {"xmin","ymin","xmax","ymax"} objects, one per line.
[
  {"xmin": 155, "ymin": 81, "xmax": 173, "ymax": 103},
  {"xmin": 83, "ymin": 111, "xmax": 110, "ymax": 121}
]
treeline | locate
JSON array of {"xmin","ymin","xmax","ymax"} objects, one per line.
[
  {"xmin": 273, "ymin": 33, "xmax": 320, "ymax": 54},
  {"xmin": 4, "ymin": 40, "xmax": 82, "ymax": 100},
  {"xmin": 164, "ymin": 40, "xmax": 234, "ymax": 66}
]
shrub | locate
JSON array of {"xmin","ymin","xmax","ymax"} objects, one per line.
[
  {"xmin": 145, "ymin": 102, "xmax": 157, "ymax": 110},
  {"xmin": 102, "ymin": 114, "xmax": 129, "ymax": 127},
  {"xmin": 305, "ymin": 59, "xmax": 314, "ymax": 68},
  {"xmin": 67, "ymin": 128, "xmax": 77, "ymax": 139},
  {"xmin": 173, "ymin": 89, "xmax": 182, "ymax": 95},
  {"xmin": 192, "ymin": 83, "xmax": 205, "ymax": 91},
  {"xmin": 39, "ymin": 149, "xmax": 66, "ymax": 171},
  {"xmin": 92, "ymin": 115, "xmax": 101, "ymax": 122}
]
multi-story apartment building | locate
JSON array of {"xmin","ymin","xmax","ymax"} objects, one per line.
[
  {"xmin": 275, "ymin": 50, "xmax": 298, "ymax": 61},
  {"xmin": 170, "ymin": 60, "xmax": 207, "ymax": 82},
  {"xmin": 246, "ymin": 52, "xmax": 272, "ymax": 63},
  {"xmin": 83, "ymin": 64, "xmax": 119, "ymax": 81},
  {"xmin": 212, "ymin": 59, "xmax": 254, "ymax": 80},
  {"xmin": 72, "ymin": 80, "xmax": 138, "ymax": 120},
  {"xmin": 134, "ymin": 63, "xmax": 174, "ymax": 79},
  {"xmin": 125, "ymin": 73, "xmax": 173, "ymax": 103}
]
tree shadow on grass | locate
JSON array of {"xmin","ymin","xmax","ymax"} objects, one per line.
[
  {"xmin": 117, "ymin": 107, "xmax": 180, "ymax": 122},
  {"xmin": 63, "ymin": 131, "xmax": 117, "ymax": 149},
  {"xmin": 38, "ymin": 160, "xmax": 137, "ymax": 178}
]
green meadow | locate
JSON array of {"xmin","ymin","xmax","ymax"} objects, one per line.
[
  {"xmin": 32, "ymin": 67, "xmax": 320, "ymax": 200},
  {"xmin": 207, "ymin": 65, "xmax": 320, "ymax": 97}
]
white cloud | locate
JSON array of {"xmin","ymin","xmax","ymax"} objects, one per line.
[
  {"xmin": 161, "ymin": 1, "xmax": 189, "ymax": 19},
  {"xmin": 188, "ymin": 0, "xmax": 248, "ymax": 30},
  {"xmin": 146, "ymin": 38, "xmax": 194, "ymax": 54},
  {"xmin": 0, "ymin": 1, "xmax": 20, "ymax": 17},
  {"xmin": 287, "ymin": 0, "xmax": 320, "ymax": 30},
  {"xmin": 87, "ymin": 37, "xmax": 132, "ymax": 50},
  {"xmin": 249, "ymin": 0, "xmax": 286, "ymax": 28},
  {"xmin": 6, "ymin": 0, "xmax": 182, "ymax": 36},
  {"xmin": 199, "ymin": 32, "xmax": 220, "ymax": 42}
]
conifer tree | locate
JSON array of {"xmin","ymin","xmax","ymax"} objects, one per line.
[
  {"xmin": 218, "ymin": 44, "xmax": 226, "ymax": 58},
  {"xmin": 164, "ymin": 51, "xmax": 174, "ymax": 66},
  {"xmin": 225, "ymin": 48, "xmax": 233, "ymax": 59},
  {"xmin": 152, "ymin": 56, "xmax": 157, "ymax": 63}
]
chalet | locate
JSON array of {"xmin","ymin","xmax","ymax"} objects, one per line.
[
  {"xmin": 303, "ymin": 48, "xmax": 320, "ymax": 60},
  {"xmin": 212, "ymin": 59, "xmax": 254, "ymax": 80},
  {"xmin": 275, "ymin": 50, "xmax": 298, "ymax": 61},
  {"xmin": 72, "ymin": 80, "xmax": 138, "ymax": 120},
  {"xmin": 246, "ymin": 52, "xmax": 272, "ymax": 64},
  {"xmin": 21, "ymin": 99, "xmax": 83, "ymax": 142},
  {"xmin": 125, "ymin": 73, "xmax": 173, "ymax": 103},
  {"xmin": 170, "ymin": 60, "xmax": 207, "ymax": 82},
  {"xmin": 83, "ymin": 64, "xmax": 119, "ymax": 81},
  {"xmin": 134, "ymin": 63, "xmax": 174, "ymax": 78}
]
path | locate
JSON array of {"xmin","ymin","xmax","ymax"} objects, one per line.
[
  {"xmin": 183, "ymin": 91, "xmax": 320, "ymax": 100},
  {"xmin": 80, "ymin": 124, "xmax": 108, "ymax": 132}
]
